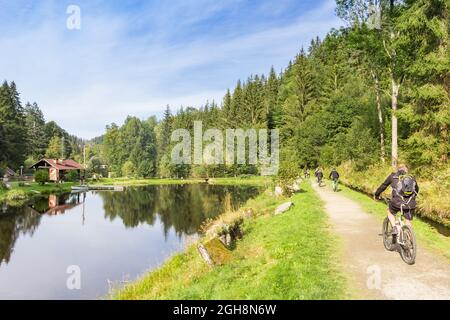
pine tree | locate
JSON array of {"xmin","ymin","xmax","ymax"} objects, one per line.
[
  {"xmin": 242, "ymin": 75, "xmax": 265, "ymax": 127},
  {"xmin": 46, "ymin": 135, "xmax": 63, "ymax": 159},
  {"xmin": 280, "ymin": 50, "xmax": 315, "ymax": 140},
  {"xmin": 265, "ymin": 66, "xmax": 279, "ymax": 130},
  {"xmin": 0, "ymin": 81, "xmax": 27, "ymax": 168},
  {"xmin": 397, "ymin": 0, "xmax": 450, "ymax": 168},
  {"xmin": 24, "ymin": 102, "xmax": 47, "ymax": 159},
  {"xmin": 228, "ymin": 80, "xmax": 244, "ymax": 128}
]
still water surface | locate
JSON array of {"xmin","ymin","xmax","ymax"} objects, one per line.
[{"xmin": 0, "ymin": 184, "xmax": 260, "ymax": 299}]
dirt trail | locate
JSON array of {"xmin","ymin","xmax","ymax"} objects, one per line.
[{"xmin": 312, "ymin": 183, "xmax": 450, "ymax": 300}]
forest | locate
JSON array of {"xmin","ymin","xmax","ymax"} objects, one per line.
[{"xmin": 1, "ymin": 0, "xmax": 448, "ymax": 220}]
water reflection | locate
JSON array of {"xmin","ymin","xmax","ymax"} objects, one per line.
[
  {"xmin": 30, "ymin": 193, "xmax": 86, "ymax": 216},
  {"xmin": 100, "ymin": 184, "xmax": 258, "ymax": 236},
  {"xmin": 0, "ymin": 184, "xmax": 260, "ymax": 299}
]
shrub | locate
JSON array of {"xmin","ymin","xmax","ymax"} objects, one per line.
[
  {"xmin": 122, "ymin": 161, "xmax": 136, "ymax": 178},
  {"xmin": 65, "ymin": 170, "xmax": 80, "ymax": 182},
  {"xmin": 34, "ymin": 170, "xmax": 49, "ymax": 185},
  {"xmin": 6, "ymin": 189, "xmax": 27, "ymax": 201}
]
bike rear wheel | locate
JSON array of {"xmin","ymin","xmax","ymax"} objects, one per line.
[
  {"xmin": 333, "ymin": 180, "xmax": 338, "ymax": 192},
  {"xmin": 399, "ymin": 225, "xmax": 416, "ymax": 265},
  {"xmin": 382, "ymin": 218, "xmax": 396, "ymax": 251}
]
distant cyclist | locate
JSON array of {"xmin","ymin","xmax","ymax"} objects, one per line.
[
  {"xmin": 374, "ymin": 164, "xmax": 419, "ymax": 234},
  {"xmin": 329, "ymin": 168, "xmax": 340, "ymax": 192},
  {"xmin": 304, "ymin": 168, "xmax": 310, "ymax": 179},
  {"xmin": 314, "ymin": 167, "xmax": 323, "ymax": 185}
]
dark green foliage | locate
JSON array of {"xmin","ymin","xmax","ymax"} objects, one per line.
[
  {"xmin": 34, "ymin": 170, "xmax": 49, "ymax": 185},
  {"xmin": 0, "ymin": 81, "xmax": 27, "ymax": 168},
  {"xmin": 65, "ymin": 170, "xmax": 80, "ymax": 182},
  {"xmin": 24, "ymin": 102, "xmax": 47, "ymax": 158},
  {"xmin": 103, "ymin": 116, "xmax": 157, "ymax": 178}
]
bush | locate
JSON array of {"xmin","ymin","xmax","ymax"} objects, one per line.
[
  {"xmin": 6, "ymin": 189, "xmax": 27, "ymax": 201},
  {"xmin": 65, "ymin": 170, "xmax": 80, "ymax": 182},
  {"xmin": 122, "ymin": 161, "xmax": 136, "ymax": 178},
  {"xmin": 34, "ymin": 170, "xmax": 49, "ymax": 185}
]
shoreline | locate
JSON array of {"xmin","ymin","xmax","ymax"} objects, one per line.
[{"xmin": 0, "ymin": 176, "xmax": 272, "ymax": 204}]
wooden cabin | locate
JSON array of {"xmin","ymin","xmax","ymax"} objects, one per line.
[{"xmin": 30, "ymin": 158, "xmax": 84, "ymax": 182}]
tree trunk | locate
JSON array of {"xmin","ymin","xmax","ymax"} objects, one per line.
[
  {"xmin": 373, "ymin": 72, "xmax": 385, "ymax": 163},
  {"xmin": 391, "ymin": 77, "xmax": 400, "ymax": 169}
]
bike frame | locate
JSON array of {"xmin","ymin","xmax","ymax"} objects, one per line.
[{"xmin": 395, "ymin": 206, "xmax": 408, "ymax": 245}]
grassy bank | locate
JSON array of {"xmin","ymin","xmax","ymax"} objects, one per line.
[
  {"xmin": 331, "ymin": 181, "xmax": 450, "ymax": 260},
  {"xmin": 0, "ymin": 181, "xmax": 74, "ymax": 203},
  {"xmin": 114, "ymin": 182, "xmax": 347, "ymax": 300},
  {"xmin": 336, "ymin": 162, "xmax": 450, "ymax": 227}
]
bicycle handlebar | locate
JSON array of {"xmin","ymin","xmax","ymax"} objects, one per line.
[{"xmin": 374, "ymin": 194, "xmax": 391, "ymax": 205}]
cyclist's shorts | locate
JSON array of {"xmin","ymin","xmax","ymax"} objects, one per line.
[{"xmin": 389, "ymin": 202, "xmax": 414, "ymax": 221}]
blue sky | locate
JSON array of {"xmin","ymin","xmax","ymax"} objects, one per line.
[{"xmin": 0, "ymin": 0, "xmax": 342, "ymax": 138}]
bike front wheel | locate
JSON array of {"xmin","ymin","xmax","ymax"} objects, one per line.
[
  {"xmin": 333, "ymin": 181, "xmax": 338, "ymax": 192},
  {"xmin": 399, "ymin": 225, "xmax": 417, "ymax": 265},
  {"xmin": 382, "ymin": 218, "xmax": 396, "ymax": 251}
]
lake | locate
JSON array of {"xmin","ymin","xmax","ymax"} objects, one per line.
[{"xmin": 0, "ymin": 184, "xmax": 261, "ymax": 299}]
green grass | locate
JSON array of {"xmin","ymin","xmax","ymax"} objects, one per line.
[
  {"xmin": 0, "ymin": 181, "xmax": 74, "ymax": 202},
  {"xmin": 334, "ymin": 182, "xmax": 450, "ymax": 260},
  {"xmin": 113, "ymin": 182, "xmax": 347, "ymax": 300}
]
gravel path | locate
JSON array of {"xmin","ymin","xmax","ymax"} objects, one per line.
[{"xmin": 312, "ymin": 183, "xmax": 450, "ymax": 300}]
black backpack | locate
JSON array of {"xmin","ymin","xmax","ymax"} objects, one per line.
[{"xmin": 394, "ymin": 174, "xmax": 416, "ymax": 198}]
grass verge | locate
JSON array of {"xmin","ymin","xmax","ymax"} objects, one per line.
[
  {"xmin": 0, "ymin": 182, "xmax": 74, "ymax": 203},
  {"xmin": 113, "ymin": 182, "xmax": 347, "ymax": 300}
]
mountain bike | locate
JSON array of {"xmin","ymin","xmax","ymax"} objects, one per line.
[
  {"xmin": 381, "ymin": 198, "xmax": 417, "ymax": 265},
  {"xmin": 332, "ymin": 179, "xmax": 339, "ymax": 192},
  {"xmin": 317, "ymin": 176, "xmax": 323, "ymax": 187}
]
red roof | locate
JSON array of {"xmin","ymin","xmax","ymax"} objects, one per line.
[{"xmin": 31, "ymin": 159, "xmax": 84, "ymax": 170}]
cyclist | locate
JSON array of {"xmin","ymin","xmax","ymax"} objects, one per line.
[
  {"xmin": 304, "ymin": 168, "xmax": 310, "ymax": 179},
  {"xmin": 374, "ymin": 164, "xmax": 419, "ymax": 234},
  {"xmin": 315, "ymin": 167, "xmax": 323, "ymax": 185},
  {"xmin": 329, "ymin": 168, "xmax": 340, "ymax": 191}
]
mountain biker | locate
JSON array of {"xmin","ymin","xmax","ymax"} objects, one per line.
[
  {"xmin": 374, "ymin": 164, "xmax": 419, "ymax": 234},
  {"xmin": 315, "ymin": 167, "xmax": 323, "ymax": 185},
  {"xmin": 304, "ymin": 168, "xmax": 310, "ymax": 179},
  {"xmin": 329, "ymin": 168, "xmax": 340, "ymax": 191}
]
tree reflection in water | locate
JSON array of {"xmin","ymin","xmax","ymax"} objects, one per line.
[
  {"xmin": 0, "ymin": 184, "xmax": 260, "ymax": 266},
  {"xmin": 99, "ymin": 184, "xmax": 261, "ymax": 237}
]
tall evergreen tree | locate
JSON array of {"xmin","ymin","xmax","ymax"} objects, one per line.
[
  {"xmin": 0, "ymin": 81, "xmax": 27, "ymax": 168},
  {"xmin": 24, "ymin": 102, "xmax": 47, "ymax": 159}
]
